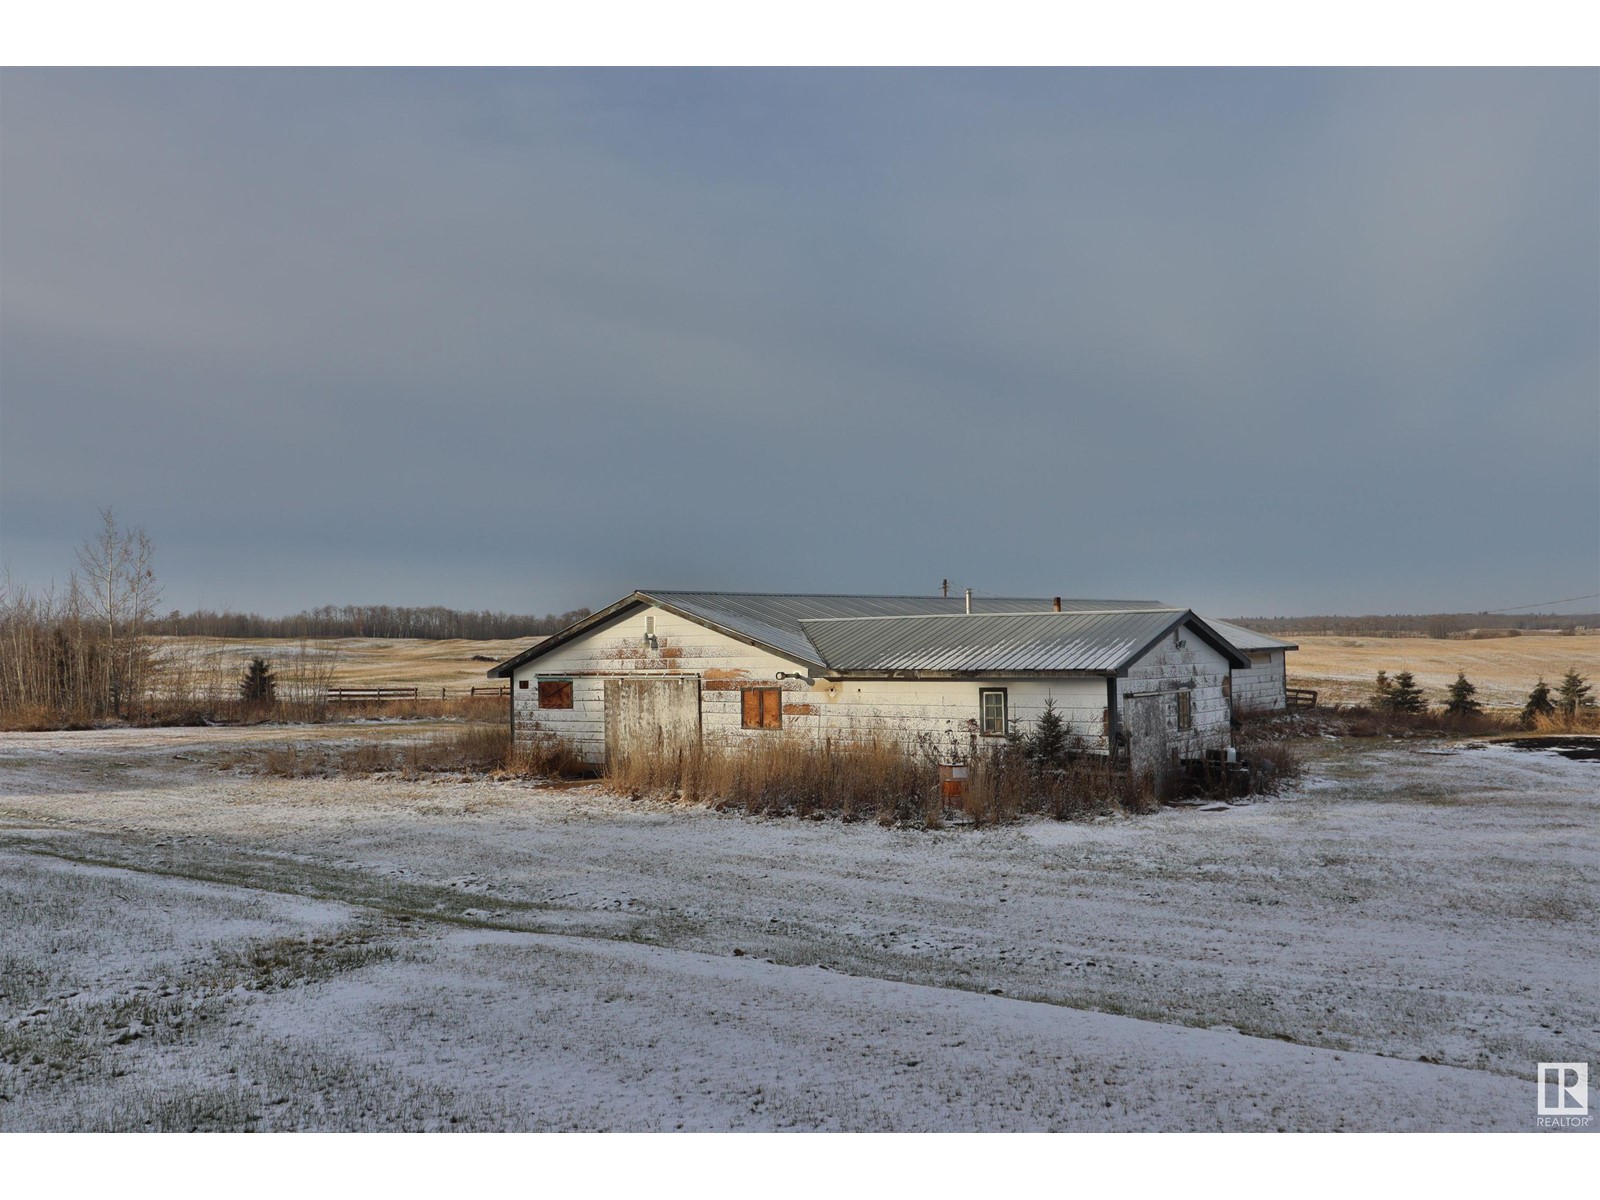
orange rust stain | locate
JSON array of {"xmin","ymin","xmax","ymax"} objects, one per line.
[
  {"xmin": 782, "ymin": 703, "xmax": 816, "ymax": 716},
  {"xmin": 703, "ymin": 680, "xmax": 746, "ymax": 691},
  {"xmin": 703, "ymin": 668, "xmax": 750, "ymax": 681}
]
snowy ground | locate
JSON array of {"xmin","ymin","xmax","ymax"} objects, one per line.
[{"xmin": 1, "ymin": 724, "xmax": 1595, "ymax": 1131}]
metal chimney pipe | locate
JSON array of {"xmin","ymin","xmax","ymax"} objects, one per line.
[
  {"xmin": 1053, "ymin": 597, "xmax": 1061, "ymax": 612},
  {"xmin": 964, "ymin": 588, "xmax": 972, "ymax": 614}
]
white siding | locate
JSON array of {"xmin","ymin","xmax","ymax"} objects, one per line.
[
  {"xmin": 507, "ymin": 604, "xmax": 1236, "ymax": 769},
  {"xmin": 511, "ymin": 605, "xmax": 812, "ymax": 763},
  {"xmin": 1118, "ymin": 623, "xmax": 1233, "ymax": 772},
  {"xmin": 1231, "ymin": 650, "xmax": 1287, "ymax": 713}
]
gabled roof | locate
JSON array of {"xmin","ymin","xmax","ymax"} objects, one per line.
[
  {"xmin": 1201, "ymin": 618, "xmax": 1299, "ymax": 653},
  {"xmin": 801, "ymin": 609, "xmax": 1240, "ymax": 674},
  {"xmin": 489, "ymin": 591, "xmax": 1253, "ymax": 678}
]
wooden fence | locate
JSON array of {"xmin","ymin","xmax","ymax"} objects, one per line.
[
  {"xmin": 1285, "ymin": 688, "xmax": 1318, "ymax": 709},
  {"xmin": 325, "ymin": 685, "xmax": 508, "ymax": 702}
]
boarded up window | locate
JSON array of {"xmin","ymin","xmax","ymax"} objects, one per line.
[
  {"xmin": 538, "ymin": 679, "xmax": 573, "ymax": 709},
  {"xmin": 741, "ymin": 687, "xmax": 782, "ymax": 729},
  {"xmin": 979, "ymin": 688, "xmax": 1008, "ymax": 736},
  {"xmin": 1176, "ymin": 690, "xmax": 1192, "ymax": 731},
  {"xmin": 518, "ymin": 679, "xmax": 530, "ymax": 690}
]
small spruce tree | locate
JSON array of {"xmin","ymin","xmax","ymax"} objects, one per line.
[
  {"xmin": 1520, "ymin": 678, "xmax": 1555, "ymax": 727},
  {"xmin": 1028, "ymin": 698, "xmax": 1070, "ymax": 769},
  {"xmin": 1371, "ymin": 670, "xmax": 1393, "ymax": 710},
  {"xmin": 1444, "ymin": 671, "xmax": 1481, "ymax": 717},
  {"xmin": 239, "ymin": 656, "xmax": 277, "ymax": 705},
  {"xmin": 1556, "ymin": 668, "xmax": 1594, "ymax": 716},
  {"xmin": 1387, "ymin": 670, "xmax": 1427, "ymax": 714}
]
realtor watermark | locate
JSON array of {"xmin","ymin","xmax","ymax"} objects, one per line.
[{"xmin": 1536, "ymin": 1062, "xmax": 1591, "ymax": 1128}]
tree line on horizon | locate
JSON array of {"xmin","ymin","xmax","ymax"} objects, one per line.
[
  {"xmin": 1231, "ymin": 611, "xmax": 1597, "ymax": 638},
  {"xmin": 149, "ymin": 603, "xmax": 592, "ymax": 641}
]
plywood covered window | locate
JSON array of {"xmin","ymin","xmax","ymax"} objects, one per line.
[
  {"xmin": 741, "ymin": 687, "xmax": 783, "ymax": 729},
  {"xmin": 1176, "ymin": 690, "xmax": 1192, "ymax": 731},
  {"xmin": 979, "ymin": 688, "xmax": 1008, "ymax": 736},
  {"xmin": 537, "ymin": 679, "xmax": 574, "ymax": 709}
]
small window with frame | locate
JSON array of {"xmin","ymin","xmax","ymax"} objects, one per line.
[
  {"xmin": 741, "ymin": 687, "xmax": 783, "ymax": 729},
  {"xmin": 537, "ymin": 678, "xmax": 574, "ymax": 709},
  {"xmin": 979, "ymin": 688, "xmax": 1008, "ymax": 737},
  {"xmin": 1176, "ymin": 690, "xmax": 1192, "ymax": 731}
]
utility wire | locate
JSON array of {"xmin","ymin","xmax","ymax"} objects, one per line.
[{"xmin": 1482, "ymin": 592, "xmax": 1600, "ymax": 614}]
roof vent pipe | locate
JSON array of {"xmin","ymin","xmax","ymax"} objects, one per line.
[
  {"xmin": 964, "ymin": 588, "xmax": 972, "ymax": 614},
  {"xmin": 1052, "ymin": 597, "xmax": 1062, "ymax": 612}
]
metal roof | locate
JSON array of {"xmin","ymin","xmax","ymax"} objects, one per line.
[
  {"xmin": 488, "ymin": 590, "xmax": 1261, "ymax": 677},
  {"xmin": 643, "ymin": 591, "xmax": 1163, "ymax": 669},
  {"xmin": 1199, "ymin": 617, "xmax": 1299, "ymax": 653},
  {"xmin": 799, "ymin": 608, "xmax": 1200, "ymax": 674}
]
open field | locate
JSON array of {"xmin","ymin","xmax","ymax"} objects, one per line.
[
  {"xmin": 2, "ymin": 723, "xmax": 1594, "ymax": 1131},
  {"xmin": 153, "ymin": 636, "xmax": 539, "ymax": 694},
  {"xmin": 1287, "ymin": 633, "xmax": 1600, "ymax": 709}
]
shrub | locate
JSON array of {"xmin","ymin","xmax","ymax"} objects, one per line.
[
  {"xmin": 1520, "ymin": 678, "xmax": 1556, "ymax": 727},
  {"xmin": 1556, "ymin": 668, "xmax": 1594, "ymax": 717},
  {"xmin": 1444, "ymin": 672, "xmax": 1481, "ymax": 716}
]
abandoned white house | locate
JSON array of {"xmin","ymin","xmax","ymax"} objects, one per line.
[{"xmin": 489, "ymin": 592, "xmax": 1297, "ymax": 773}]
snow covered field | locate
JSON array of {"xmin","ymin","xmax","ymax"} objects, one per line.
[{"xmin": 1, "ymin": 724, "xmax": 1594, "ymax": 1131}]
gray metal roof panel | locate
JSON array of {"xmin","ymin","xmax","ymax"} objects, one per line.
[
  {"xmin": 642, "ymin": 591, "xmax": 1164, "ymax": 668},
  {"xmin": 1200, "ymin": 618, "xmax": 1299, "ymax": 653},
  {"xmin": 799, "ymin": 608, "xmax": 1191, "ymax": 674}
]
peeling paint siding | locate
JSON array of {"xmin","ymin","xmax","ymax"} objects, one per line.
[
  {"xmin": 509, "ymin": 604, "xmax": 1157, "ymax": 765},
  {"xmin": 510, "ymin": 605, "xmax": 808, "ymax": 762},
  {"xmin": 1232, "ymin": 650, "xmax": 1288, "ymax": 713},
  {"xmin": 815, "ymin": 678, "xmax": 1109, "ymax": 752},
  {"xmin": 1120, "ymin": 625, "xmax": 1233, "ymax": 769}
]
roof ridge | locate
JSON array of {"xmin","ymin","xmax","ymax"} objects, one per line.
[
  {"xmin": 799, "ymin": 607, "xmax": 1182, "ymax": 624},
  {"xmin": 642, "ymin": 590, "xmax": 1068, "ymax": 601}
]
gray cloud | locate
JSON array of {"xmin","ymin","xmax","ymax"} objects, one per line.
[{"xmin": 2, "ymin": 69, "xmax": 1595, "ymax": 617}]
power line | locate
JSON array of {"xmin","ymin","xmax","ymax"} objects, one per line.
[{"xmin": 1482, "ymin": 592, "xmax": 1600, "ymax": 614}]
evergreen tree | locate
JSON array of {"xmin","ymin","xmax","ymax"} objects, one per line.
[
  {"xmin": 1520, "ymin": 678, "xmax": 1555, "ymax": 727},
  {"xmin": 1387, "ymin": 670, "xmax": 1427, "ymax": 714},
  {"xmin": 1556, "ymin": 668, "xmax": 1594, "ymax": 716},
  {"xmin": 239, "ymin": 656, "xmax": 276, "ymax": 704},
  {"xmin": 1371, "ymin": 670, "xmax": 1393, "ymax": 710},
  {"xmin": 1028, "ymin": 698, "xmax": 1070, "ymax": 769},
  {"xmin": 1444, "ymin": 672, "xmax": 1481, "ymax": 716}
]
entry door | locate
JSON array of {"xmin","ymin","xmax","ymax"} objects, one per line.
[
  {"xmin": 603, "ymin": 677, "xmax": 702, "ymax": 767},
  {"xmin": 1122, "ymin": 693, "xmax": 1170, "ymax": 775}
]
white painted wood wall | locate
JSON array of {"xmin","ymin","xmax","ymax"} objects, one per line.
[
  {"xmin": 1230, "ymin": 650, "xmax": 1288, "ymax": 713},
  {"xmin": 510, "ymin": 603, "xmax": 1230, "ymax": 766}
]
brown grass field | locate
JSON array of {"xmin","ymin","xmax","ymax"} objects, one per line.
[
  {"xmin": 155, "ymin": 636, "xmax": 541, "ymax": 694},
  {"xmin": 1286, "ymin": 633, "xmax": 1600, "ymax": 709},
  {"xmin": 160, "ymin": 629, "xmax": 1599, "ymax": 713}
]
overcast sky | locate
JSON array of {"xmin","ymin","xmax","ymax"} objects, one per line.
[{"xmin": 2, "ymin": 68, "xmax": 1596, "ymax": 618}]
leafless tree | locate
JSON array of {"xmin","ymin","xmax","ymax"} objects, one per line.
[{"xmin": 73, "ymin": 507, "xmax": 162, "ymax": 714}]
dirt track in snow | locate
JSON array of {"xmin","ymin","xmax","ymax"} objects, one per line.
[{"xmin": 2, "ymin": 724, "xmax": 1595, "ymax": 1130}]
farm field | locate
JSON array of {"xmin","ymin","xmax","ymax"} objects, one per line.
[
  {"xmin": 1, "ymin": 723, "xmax": 1594, "ymax": 1131},
  {"xmin": 1285, "ymin": 632, "xmax": 1600, "ymax": 709},
  {"xmin": 153, "ymin": 636, "xmax": 539, "ymax": 694}
]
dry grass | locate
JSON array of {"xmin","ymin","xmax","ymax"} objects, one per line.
[
  {"xmin": 607, "ymin": 736, "xmax": 941, "ymax": 825},
  {"xmin": 235, "ymin": 723, "xmax": 583, "ymax": 780},
  {"xmin": 1287, "ymin": 634, "xmax": 1600, "ymax": 709},
  {"xmin": 604, "ymin": 735, "xmax": 1161, "ymax": 827}
]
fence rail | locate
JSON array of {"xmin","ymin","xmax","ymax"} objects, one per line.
[
  {"xmin": 325, "ymin": 685, "xmax": 508, "ymax": 701},
  {"xmin": 1285, "ymin": 688, "xmax": 1318, "ymax": 709}
]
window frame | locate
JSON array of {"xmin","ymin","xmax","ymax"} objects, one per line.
[
  {"xmin": 978, "ymin": 687, "xmax": 1009, "ymax": 737},
  {"xmin": 741, "ymin": 686, "xmax": 783, "ymax": 730},
  {"xmin": 1176, "ymin": 689, "xmax": 1192, "ymax": 731},
  {"xmin": 536, "ymin": 678, "xmax": 574, "ymax": 710}
]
